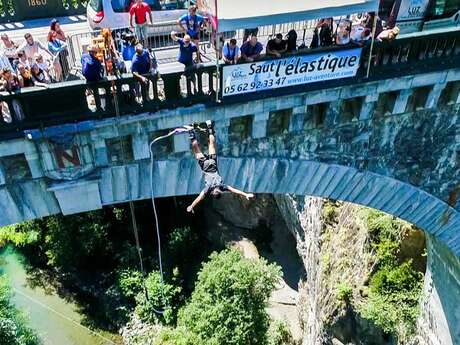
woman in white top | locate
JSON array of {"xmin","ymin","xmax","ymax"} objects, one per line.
[{"xmin": 1, "ymin": 34, "xmax": 18, "ymax": 63}]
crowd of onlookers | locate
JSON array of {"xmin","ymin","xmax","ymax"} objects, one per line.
[
  {"xmin": 0, "ymin": 19, "xmax": 70, "ymax": 95},
  {"xmin": 0, "ymin": 0, "xmax": 402, "ymax": 101}
]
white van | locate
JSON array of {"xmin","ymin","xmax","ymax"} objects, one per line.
[{"xmin": 87, "ymin": 0, "xmax": 191, "ymax": 30}]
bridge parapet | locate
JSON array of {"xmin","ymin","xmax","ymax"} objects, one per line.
[{"xmin": 1, "ymin": 29, "xmax": 460, "ymax": 140}]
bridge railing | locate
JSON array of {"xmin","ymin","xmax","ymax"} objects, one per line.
[{"xmin": 0, "ymin": 29, "xmax": 459, "ymax": 140}]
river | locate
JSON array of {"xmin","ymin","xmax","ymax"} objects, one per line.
[{"xmin": 0, "ymin": 247, "xmax": 121, "ymax": 345}]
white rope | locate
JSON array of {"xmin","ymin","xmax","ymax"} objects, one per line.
[{"xmin": 13, "ymin": 288, "xmax": 117, "ymax": 345}]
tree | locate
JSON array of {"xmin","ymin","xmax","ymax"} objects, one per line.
[
  {"xmin": 178, "ymin": 249, "xmax": 282, "ymax": 345},
  {"xmin": 0, "ymin": 275, "xmax": 40, "ymax": 345}
]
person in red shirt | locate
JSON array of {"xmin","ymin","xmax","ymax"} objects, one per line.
[{"xmin": 129, "ymin": 0, "xmax": 152, "ymax": 43}]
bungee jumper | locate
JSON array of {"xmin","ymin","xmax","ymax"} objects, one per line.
[{"xmin": 183, "ymin": 120, "xmax": 254, "ymax": 213}]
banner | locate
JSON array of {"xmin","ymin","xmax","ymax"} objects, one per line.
[
  {"xmin": 396, "ymin": 0, "xmax": 430, "ymax": 21},
  {"xmin": 222, "ymin": 48, "xmax": 363, "ymax": 97}
]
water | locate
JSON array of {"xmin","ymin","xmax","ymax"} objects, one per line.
[{"xmin": 0, "ymin": 247, "xmax": 121, "ymax": 345}]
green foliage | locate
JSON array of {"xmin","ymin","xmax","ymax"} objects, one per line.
[
  {"xmin": 267, "ymin": 320, "xmax": 295, "ymax": 345},
  {"xmin": 336, "ymin": 282, "xmax": 353, "ymax": 303},
  {"xmin": 0, "ymin": 224, "xmax": 39, "ymax": 248},
  {"xmin": 155, "ymin": 326, "xmax": 202, "ymax": 345},
  {"xmin": 178, "ymin": 249, "xmax": 282, "ymax": 345},
  {"xmin": 135, "ymin": 271, "xmax": 182, "ymax": 326},
  {"xmin": 358, "ymin": 208, "xmax": 424, "ymax": 342},
  {"xmin": 167, "ymin": 227, "xmax": 199, "ymax": 272},
  {"xmin": 0, "ymin": 275, "xmax": 40, "ymax": 345},
  {"xmin": 118, "ymin": 269, "xmax": 144, "ymax": 300}
]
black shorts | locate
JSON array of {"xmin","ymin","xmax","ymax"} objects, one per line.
[{"xmin": 198, "ymin": 154, "xmax": 218, "ymax": 173}]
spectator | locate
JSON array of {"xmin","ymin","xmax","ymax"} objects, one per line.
[
  {"xmin": 31, "ymin": 63, "xmax": 50, "ymax": 84},
  {"xmin": 131, "ymin": 43, "xmax": 152, "ymax": 101},
  {"xmin": 0, "ymin": 50, "xmax": 12, "ymax": 71},
  {"xmin": 0, "ymin": 68, "xmax": 22, "ymax": 123},
  {"xmin": 14, "ymin": 51, "xmax": 30, "ymax": 71},
  {"xmin": 17, "ymin": 33, "xmax": 52, "ymax": 63},
  {"xmin": 336, "ymin": 20, "xmax": 351, "ymax": 45},
  {"xmin": 130, "ymin": 0, "xmax": 152, "ymax": 44},
  {"xmin": 0, "ymin": 68, "xmax": 20, "ymax": 92},
  {"xmin": 50, "ymin": 19, "xmax": 66, "ymax": 41},
  {"xmin": 34, "ymin": 53, "xmax": 51, "ymax": 76},
  {"xmin": 285, "ymin": 29, "xmax": 298, "ymax": 53},
  {"xmin": 121, "ymin": 33, "xmax": 136, "ymax": 64},
  {"xmin": 171, "ymin": 31, "xmax": 198, "ymax": 69},
  {"xmin": 363, "ymin": 12, "xmax": 384, "ymax": 37},
  {"xmin": 350, "ymin": 26, "xmax": 371, "ymax": 44},
  {"xmin": 377, "ymin": 26, "xmax": 400, "ymax": 42},
  {"xmin": 1, "ymin": 34, "xmax": 18, "ymax": 64},
  {"xmin": 240, "ymin": 36, "xmax": 263, "ymax": 62},
  {"xmin": 222, "ymin": 38, "xmax": 239, "ymax": 65},
  {"xmin": 81, "ymin": 46, "xmax": 104, "ymax": 82},
  {"xmin": 266, "ymin": 33, "xmax": 287, "ymax": 58},
  {"xmin": 47, "ymin": 30, "xmax": 69, "ymax": 81},
  {"xmin": 171, "ymin": 31, "xmax": 199, "ymax": 90},
  {"xmin": 243, "ymin": 28, "xmax": 259, "ymax": 43},
  {"xmin": 178, "ymin": 5, "xmax": 205, "ymax": 62},
  {"xmin": 131, "ymin": 43, "xmax": 151, "ymax": 80},
  {"xmin": 17, "ymin": 63, "xmax": 47, "ymax": 88}
]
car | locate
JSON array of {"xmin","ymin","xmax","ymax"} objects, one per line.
[{"xmin": 87, "ymin": 0, "xmax": 191, "ymax": 30}]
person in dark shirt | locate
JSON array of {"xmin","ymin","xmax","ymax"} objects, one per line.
[
  {"xmin": 177, "ymin": 5, "xmax": 205, "ymax": 62},
  {"xmin": 240, "ymin": 36, "xmax": 263, "ymax": 62},
  {"xmin": 171, "ymin": 31, "xmax": 199, "ymax": 89},
  {"xmin": 185, "ymin": 121, "xmax": 254, "ymax": 213},
  {"xmin": 131, "ymin": 43, "xmax": 151, "ymax": 101},
  {"xmin": 266, "ymin": 33, "xmax": 287, "ymax": 58},
  {"xmin": 81, "ymin": 46, "xmax": 103, "ymax": 82}
]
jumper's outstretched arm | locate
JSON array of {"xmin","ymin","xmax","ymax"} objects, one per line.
[
  {"xmin": 187, "ymin": 191, "xmax": 206, "ymax": 213},
  {"xmin": 226, "ymin": 185, "xmax": 254, "ymax": 200}
]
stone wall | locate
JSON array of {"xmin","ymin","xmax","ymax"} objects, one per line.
[{"xmin": 0, "ymin": 69, "xmax": 460, "ymax": 253}]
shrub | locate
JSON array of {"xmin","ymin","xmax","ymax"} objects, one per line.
[
  {"xmin": 0, "ymin": 275, "xmax": 40, "ymax": 345},
  {"xmin": 336, "ymin": 282, "xmax": 353, "ymax": 303},
  {"xmin": 155, "ymin": 326, "xmax": 202, "ymax": 345},
  {"xmin": 267, "ymin": 320, "xmax": 295, "ymax": 345},
  {"xmin": 135, "ymin": 271, "xmax": 182, "ymax": 326},
  {"xmin": 178, "ymin": 249, "xmax": 282, "ymax": 345}
]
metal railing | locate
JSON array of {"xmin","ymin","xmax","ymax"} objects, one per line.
[{"xmin": 1, "ymin": 29, "xmax": 459, "ymax": 140}]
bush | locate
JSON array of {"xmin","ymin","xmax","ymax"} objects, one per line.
[
  {"xmin": 155, "ymin": 327, "xmax": 202, "ymax": 345},
  {"xmin": 135, "ymin": 271, "xmax": 182, "ymax": 326},
  {"xmin": 267, "ymin": 320, "xmax": 294, "ymax": 345},
  {"xmin": 178, "ymin": 249, "xmax": 282, "ymax": 345},
  {"xmin": 0, "ymin": 275, "xmax": 40, "ymax": 345},
  {"xmin": 336, "ymin": 282, "xmax": 353, "ymax": 303}
]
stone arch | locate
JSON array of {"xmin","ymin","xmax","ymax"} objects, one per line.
[{"xmin": 150, "ymin": 157, "xmax": 460, "ymax": 256}]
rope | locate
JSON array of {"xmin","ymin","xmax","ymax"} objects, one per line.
[
  {"xmin": 13, "ymin": 288, "xmax": 117, "ymax": 345},
  {"xmin": 148, "ymin": 129, "xmax": 183, "ymax": 313}
]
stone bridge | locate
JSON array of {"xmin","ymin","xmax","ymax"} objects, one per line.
[{"xmin": 1, "ymin": 65, "xmax": 460, "ymax": 257}]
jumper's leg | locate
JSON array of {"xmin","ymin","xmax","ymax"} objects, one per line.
[
  {"xmin": 189, "ymin": 130, "xmax": 205, "ymax": 160},
  {"xmin": 206, "ymin": 120, "xmax": 216, "ymax": 155}
]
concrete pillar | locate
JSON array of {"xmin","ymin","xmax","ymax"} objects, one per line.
[
  {"xmin": 289, "ymin": 106, "xmax": 307, "ymax": 132},
  {"xmin": 426, "ymin": 83, "xmax": 446, "ymax": 109},
  {"xmin": 325, "ymin": 101, "xmax": 340, "ymax": 127},
  {"xmin": 132, "ymin": 133, "xmax": 150, "ymax": 160},
  {"xmin": 174, "ymin": 134, "xmax": 190, "ymax": 153},
  {"xmin": 0, "ymin": 165, "xmax": 5, "ymax": 185},
  {"xmin": 24, "ymin": 151, "xmax": 44, "ymax": 179},
  {"xmin": 417, "ymin": 235, "xmax": 460, "ymax": 345},
  {"xmin": 215, "ymin": 118, "xmax": 230, "ymax": 146},
  {"xmin": 93, "ymin": 139, "xmax": 109, "ymax": 167},
  {"xmin": 393, "ymin": 89, "xmax": 412, "ymax": 114},
  {"xmin": 252, "ymin": 111, "xmax": 269, "ymax": 139},
  {"xmin": 360, "ymin": 94, "xmax": 379, "ymax": 121}
]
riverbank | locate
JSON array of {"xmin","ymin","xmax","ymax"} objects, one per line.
[{"xmin": 0, "ymin": 247, "xmax": 122, "ymax": 345}]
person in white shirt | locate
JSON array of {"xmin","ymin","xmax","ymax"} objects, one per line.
[
  {"xmin": 222, "ymin": 38, "xmax": 240, "ymax": 65},
  {"xmin": 16, "ymin": 33, "xmax": 52, "ymax": 63}
]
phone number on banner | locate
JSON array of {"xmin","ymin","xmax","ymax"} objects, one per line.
[{"xmin": 223, "ymin": 77, "xmax": 287, "ymax": 96}]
